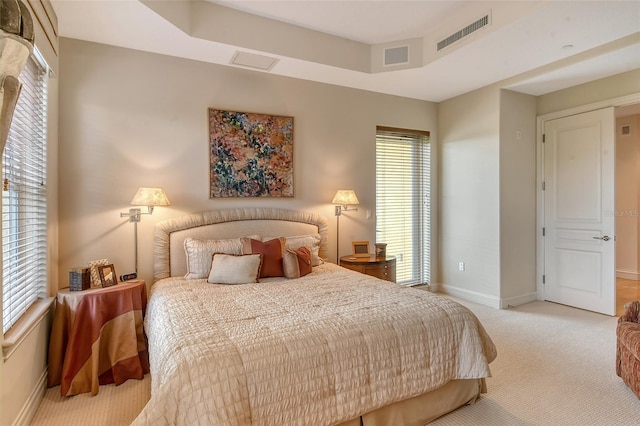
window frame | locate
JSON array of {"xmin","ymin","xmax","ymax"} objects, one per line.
[
  {"xmin": 375, "ymin": 126, "xmax": 430, "ymax": 286},
  {"xmin": 2, "ymin": 49, "xmax": 49, "ymax": 335}
]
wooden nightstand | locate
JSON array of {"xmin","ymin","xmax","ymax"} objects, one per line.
[{"xmin": 340, "ymin": 255, "xmax": 396, "ymax": 283}]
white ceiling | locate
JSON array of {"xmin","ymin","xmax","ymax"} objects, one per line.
[{"xmin": 50, "ymin": 0, "xmax": 640, "ymax": 102}]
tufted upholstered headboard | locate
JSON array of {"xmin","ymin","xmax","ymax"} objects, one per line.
[{"xmin": 153, "ymin": 208, "xmax": 329, "ymax": 281}]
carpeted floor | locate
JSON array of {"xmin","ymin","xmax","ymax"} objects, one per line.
[
  {"xmin": 31, "ymin": 374, "xmax": 150, "ymax": 425},
  {"xmin": 31, "ymin": 296, "xmax": 640, "ymax": 425},
  {"xmin": 430, "ymin": 298, "xmax": 640, "ymax": 425}
]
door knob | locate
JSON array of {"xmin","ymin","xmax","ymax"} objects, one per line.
[{"xmin": 592, "ymin": 236, "xmax": 611, "ymax": 241}]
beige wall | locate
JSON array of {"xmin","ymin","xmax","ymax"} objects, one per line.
[
  {"xmin": 537, "ymin": 69, "xmax": 640, "ymax": 116},
  {"xmin": 438, "ymin": 85, "xmax": 501, "ymax": 303},
  {"xmin": 616, "ymin": 114, "xmax": 640, "ymax": 278},
  {"xmin": 499, "ymin": 90, "xmax": 537, "ymax": 304},
  {"xmin": 438, "ymin": 86, "xmax": 537, "ymax": 308},
  {"xmin": 57, "ymin": 38, "xmax": 437, "ymax": 290}
]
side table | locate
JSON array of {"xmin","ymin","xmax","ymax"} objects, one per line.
[
  {"xmin": 340, "ymin": 255, "xmax": 397, "ymax": 282},
  {"xmin": 47, "ymin": 279, "xmax": 149, "ymax": 396}
]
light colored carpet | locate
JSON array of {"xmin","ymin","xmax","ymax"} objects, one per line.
[
  {"xmin": 30, "ymin": 375, "xmax": 150, "ymax": 426},
  {"xmin": 31, "ymin": 297, "xmax": 640, "ymax": 425},
  {"xmin": 431, "ymin": 298, "xmax": 640, "ymax": 426}
]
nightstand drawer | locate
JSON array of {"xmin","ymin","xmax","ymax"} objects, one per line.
[
  {"xmin": 340, "ymin": 256, "xmax": 397, "ymax": 283},
  {"xmin": 364, "ymin": 262, "xmax": 396, "ymax": 282}
]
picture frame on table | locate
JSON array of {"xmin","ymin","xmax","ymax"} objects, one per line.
[
  {"xmin": 352, "ymin": 241, "xmax": 370, "ymax": 258},
  {"xmin": 97, "ymin": 264, "xmax": 118, "ymax": 288},
  {"xmin": 88, "ymin": 258, "xmax": 109, "ymax": 287}
]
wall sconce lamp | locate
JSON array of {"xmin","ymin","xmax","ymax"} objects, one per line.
[
  {"xmin": 121, "ymin": 187, "xmax": 171, "ymax": 223},
  {"xmin": 120, "ymin": 187, "xmax": 171, "ymax": 274},
  {"xmin": 332, "ymin": 189, "xmax": 359, "ymax": 263}
]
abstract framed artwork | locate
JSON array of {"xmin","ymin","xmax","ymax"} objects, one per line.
[{"xmin": 209, "ymin": 108, "xmax": 294, "ymax": 198}]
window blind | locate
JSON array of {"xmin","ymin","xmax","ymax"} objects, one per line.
[
  {"xmin": 375, "ymin": 127, "xmax": 430, "ymax": 285},
  {"xmin": 2, "ymin": 53, "xmax": 48, "ymax": 334}
]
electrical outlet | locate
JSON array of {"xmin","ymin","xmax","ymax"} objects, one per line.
[
  {"xmin": 458, "ymin": 262, "xmax": 465, "ymax": 271},
  {"xmin": 366, "ymin": 209, "xmax": 372, "ymax": 220}
]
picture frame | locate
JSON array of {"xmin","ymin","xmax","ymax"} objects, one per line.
[
  {"xmin": 208, "ymin": 108, "xmax": 294, "ymax": 198},
  {"xmin": 88, "ymin": 258, "xmax": 109, "ymax": 287},
  {"xmin": 352, "ymin": 241, "xmax": 370, "ymax": 258},
  {"xmin": 97, "ymin": 263, "xmax": 118, "ymax": 288}
]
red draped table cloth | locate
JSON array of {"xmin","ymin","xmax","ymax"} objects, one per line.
[{"xmin": 47, "ymin": 280, "xmax": 150, "ymax": 396}]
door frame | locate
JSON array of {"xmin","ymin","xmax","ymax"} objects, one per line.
[{"xmin": 536, "ymin": 93, "xmax": 640, "ymax": 303}]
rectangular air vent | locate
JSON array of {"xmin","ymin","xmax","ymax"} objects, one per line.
[
  {"xmin": 231, "ymin": 51, "xmax": 278, "ymax": 71},
  {"xmin": 384, "ymin": 46, "xmax": 409, "ymax": 66},
  {"xmin": 437, "ymin": 14, "xmax": 490, "ymax": 51}
]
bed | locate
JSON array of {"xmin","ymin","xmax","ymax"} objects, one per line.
[{"xmin": 132, "ymin": 208, "xmax": 496, "ymax": 425}]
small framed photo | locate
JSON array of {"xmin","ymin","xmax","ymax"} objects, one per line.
[
  {"xmin": 97, "ymin": 264, "xmax": 118, "ymax": 288},
  {"xmin": 88, "ymin": 258, "xmax": 109, "ymax": 287},
  {"xmin": 352, "ymin": 241, "xmax": 370, "ymax": 258}
]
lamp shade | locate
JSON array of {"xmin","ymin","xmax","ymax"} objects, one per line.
[
  {"xmin": 332, "ymin": 189, "xmax": 359, "ymax": 206},
  {"xmin": 130, "ymin": 187, "xmax": 171, "ymax": 207}
]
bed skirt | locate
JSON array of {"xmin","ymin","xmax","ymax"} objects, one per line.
[{"xmin": 337, "ymin": 379, "xmax": 485, "ymax": 426}]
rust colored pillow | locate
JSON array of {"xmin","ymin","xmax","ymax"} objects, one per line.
[
  {"xmin": 283, "ymin": 246, "xmax": 313, "ymax": 279},
  {"xmin": 241, "ymin": 237, "xmax": 285, "ymax": 278}
]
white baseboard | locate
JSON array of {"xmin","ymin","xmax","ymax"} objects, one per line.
[
  {"xmin": 499, "ymin": 292, "xmax": 538, "ymax": 309},
  {"xmin": 438, "ymin": 284, "xmax": 501, "ymax": 309},
  {"xmin": 13, "ymin": 368, "xmax": 47, "ymax": 426},
  {"xmin": 438, "ymin": 284, "xmax": 537, "ymax": 310},
  {"xmin": 616, "ymin": 269, "xmax": 640, "ymax": 280}
]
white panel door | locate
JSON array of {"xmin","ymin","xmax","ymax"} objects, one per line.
[{"xmin": 543, "ymin": 107, "xmax": 615, "ymax": 315}]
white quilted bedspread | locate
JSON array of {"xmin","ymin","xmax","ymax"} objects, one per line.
[{"xmin": 132, "ymin": 264, "xmax": 496, "ymax": 426}]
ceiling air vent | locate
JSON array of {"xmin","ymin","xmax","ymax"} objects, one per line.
[
  {"xmin": 230, "ymin": 51, "xmax": 279, "ymax": 71},
  {"xmin": 384, "ymin": 46, "xmax": 409, "ymax": 66},
  {"xmin": 437, "ymin": 14, "xmax": 490, "ymax": 51}
]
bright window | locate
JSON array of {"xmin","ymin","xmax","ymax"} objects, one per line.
[
  {"xmin": 375, "ymin": 126, "xmax": 430, "ymax": 285},
  {"xmin": 2, "ymin": 52, "xmax": 48, "ymax": 334}
]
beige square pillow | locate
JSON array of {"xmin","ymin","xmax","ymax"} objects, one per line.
[
  {"xmin": 207, "ymin": 253, "xmax": 262, "ymax": 285},
  {"xmin": 283, "ymin": 246, "xmax": 313, "ymax": 279},
  {"xmin": 263, "ymin": 233, "xmax": 322, "ymax": 266},
  {"xmin": 184, "ymin": 235, "xmax": 259, "ymax": 280}
]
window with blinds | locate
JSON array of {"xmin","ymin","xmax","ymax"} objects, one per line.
[
  {"xmin": 375, "ymin": 127, "xmax": 430, "ymax": 285},
  {"xmin": 2, "ymin": 52, "xmax": 48, "ymax": 334}
]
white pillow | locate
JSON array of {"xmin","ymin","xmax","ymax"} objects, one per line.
[
  {"xmin": 264, "ymin": 234, "xmax": 322, "ymax": 266},
  {"xmin": 184, "ymin": 235, "xmax": 259, "ymax": 280},
  {"xmin": 207, "ymin": 253, "xmax": 262, "ymax": 285}
]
